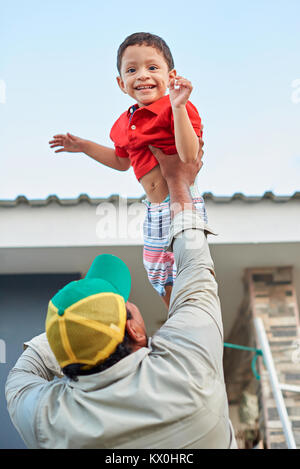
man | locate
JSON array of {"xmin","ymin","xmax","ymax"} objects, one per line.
[{"xmin": 5, "ymin": 142, "xmax": 237, "ymax": 449}]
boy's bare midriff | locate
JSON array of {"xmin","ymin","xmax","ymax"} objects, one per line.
[{"xmin": 139, "ymin": 165, "xmax": 169, "ymax": 203}]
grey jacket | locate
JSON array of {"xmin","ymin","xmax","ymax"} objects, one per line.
[{"xmin": 5, "ymin": 210, "xmax": 237, "ymax": 449}]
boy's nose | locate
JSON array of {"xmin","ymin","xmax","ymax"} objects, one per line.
[{"xmin": 136, "ymin": 68, "xmax": 150, "ymax": 80}]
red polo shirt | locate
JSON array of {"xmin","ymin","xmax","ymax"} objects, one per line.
[{"xmin": 110, "ymin": 95, "xmax": 202, "ymax": 181}]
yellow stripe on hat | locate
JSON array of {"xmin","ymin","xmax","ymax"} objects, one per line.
[
  {"xmin": 67, "ymin": 292, "xmax": 123, "ymax": 313},
  {"xmin": 65, "ymin": 292, "xmax": 126, "ymax": 366},
  {"xmin": 59, "ymin": 317, "xmax": 77, "ymax": 363},
  {"xmin": 46, "ymin": 292, "xmax": 127, "ymax": 369},
  {"xmin": 65, "ymin": 311, "xmax": 124, "ymax": 342},
  {"xmin": 46, "ymin": 300, "xmax": 59, "ymax": 330},
  {"xmin": 66, "ymin": 292, "xmax": 126, "ymax": 338}
]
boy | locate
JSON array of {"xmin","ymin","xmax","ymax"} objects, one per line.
[{"xmin": 49, "ymin": 32, "xmax": 209, "ymax": 308}]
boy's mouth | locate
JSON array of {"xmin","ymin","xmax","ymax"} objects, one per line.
[{"xmin": 135, "ymin": 85, "xmax": 156, "ymax": 90}]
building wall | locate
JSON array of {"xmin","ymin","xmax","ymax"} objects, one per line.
[
  {"xmin": 224, "ymin": 267, "xmax": 300, "ymax": 448},
  {"xmin": 0, "ymin": 273, "xmax": 80, "ymax": 449},
  {"xmin": 1, "ymin": 196, "xmax": 300, "ymax": 248},
  {"xmin": 248, "ymin": 267, "xmax": 300, "ymax": 449}
]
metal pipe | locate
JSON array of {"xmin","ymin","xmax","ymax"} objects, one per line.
[
  {"xmin": 254, "ymin": 317, "xmax": 297, "ymax": 449},
  {"xmin": 279, "ymin": 383, "xmax": 300, "ymax": 394}
]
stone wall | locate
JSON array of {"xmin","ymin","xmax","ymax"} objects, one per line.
[
  {"xmin": 224, "ymin": 266, "xmax": 300, "ymax": 449},
  {"xmin": 247, "ymin": 267, "xmax": 300, "ymax": 449}
]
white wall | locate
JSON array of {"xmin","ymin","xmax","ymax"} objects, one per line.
[{"xmin": 1, "ymin": 198, "xmax": 300, "ymax": 248}]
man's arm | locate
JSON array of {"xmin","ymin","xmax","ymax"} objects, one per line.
[
  {"xmin": 149, "ymin": 137, "xmax": 203, "ymax": 215},
  {"xmin": 146, "ymin": 146, "xmax": 234, "ymax": 447},
  {"xmin": 5, "ymin": 333, "xmax": 63, "ymax": 448},
  {"xmin": 149, "ymin": 143, "xmax": 224, "ymax": 370}
]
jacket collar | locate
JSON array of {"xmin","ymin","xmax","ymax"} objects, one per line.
[{"xmin": 67, "ymin": 347, "xmax": 151, "ymax": 392}]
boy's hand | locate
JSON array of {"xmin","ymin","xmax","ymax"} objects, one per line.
[
  {"xmin": 49, "ymin": 133, "xmax": 85, "ymax": 153},
  {"xmin": 169, "ymin": 76, "xmax": 193, "ymax": 109}
]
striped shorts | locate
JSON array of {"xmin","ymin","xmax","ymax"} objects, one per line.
[{"xmin": 142, "ymin": 184, "xmax": 208, "ymax": 297}]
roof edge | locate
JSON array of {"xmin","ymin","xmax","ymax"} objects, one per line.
[{"xmin": 0, "ymin": 191, "xmax": 300, "ymax": 207}]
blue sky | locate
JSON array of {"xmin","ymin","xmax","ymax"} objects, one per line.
[{"xmin": 1, "ymin": 0, "xmax": 299, "ymax": 199}]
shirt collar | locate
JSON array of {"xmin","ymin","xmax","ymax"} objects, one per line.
[{"xmin": 127, "ymin": 94, "xmax": 170, "ymax": 117}]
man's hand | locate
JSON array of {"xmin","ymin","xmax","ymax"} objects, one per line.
[
  {"xmin": 149, "ymin": 138, "xmax": 204, "ymax": 217},
  {"xmin": 49, "ymin": 133, "xmax": 86, "ymax": 153},
  {"xmin": 149, "ymin": 137, "xmax": 204, "ymax": 186}
]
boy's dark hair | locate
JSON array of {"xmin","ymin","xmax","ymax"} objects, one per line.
[
  {"xmin": 63, "ymin": 310, "xmax": 133, "ymax": 381},
  {"xmin": 117, "ymin": 32, "xmax": 174, "ymax": 74}
]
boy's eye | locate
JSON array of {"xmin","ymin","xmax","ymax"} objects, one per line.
[
  {"xmin": 127, "ymin": 68, "xmax": 136, "ymax": 73},
  {"xmin": 149, "ymin": 66, "xmax": 158, "ymax": 71}
]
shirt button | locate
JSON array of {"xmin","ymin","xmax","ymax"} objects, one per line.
[{"xmin": 131, "ymin": 125, "xmax": 136, "ymax": 130}]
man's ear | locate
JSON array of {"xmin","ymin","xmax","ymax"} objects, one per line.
[
  {"xmin": 126, "ymin": 318, "xmax": 146, "ymax": 347},
  {"xmin": 117, "ymin": 76, "xmax": 127, "ymax": 94},
  {"xmin": 126, "ymin": 318, "xmax": 139, "ymax": 342}
]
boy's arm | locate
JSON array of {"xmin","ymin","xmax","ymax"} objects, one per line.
[
  {"xmin": 169, "ymin": 77, "xmax": 199, "ymax": 163},
  {"xmin": 49, "ymin": 133, "xmax": 131, "ymax": 171},
  {"xmin": 81, "ymin": 139, "xmax": 131, "ymax": 171}
]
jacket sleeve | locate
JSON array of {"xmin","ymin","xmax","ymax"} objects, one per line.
[
  {"xmin": 156, "ymin": 210, "xmax": 224, "ymax": 378},
  {"xmin": 5, "ymin": 333, "xmax": 63, "ymax": 448}
]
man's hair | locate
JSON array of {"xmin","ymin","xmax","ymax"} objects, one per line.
[
  {"xmin": 63, "ymin": 310, "xmax": 133, "ymax": 381},
  {"xmin": 117, "ymin": 32, "xmax": 174, "ymax": 74}
]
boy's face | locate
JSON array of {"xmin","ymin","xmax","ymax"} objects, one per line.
[{"xmin": 117, "ymin": 45, "xmax": 176, "ymax": 107}]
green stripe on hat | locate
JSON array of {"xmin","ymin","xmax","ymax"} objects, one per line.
[
  {"xmin": 51, "ymin": 278, "xmax": 119, "ymax": 314},
  {"xmin": 85, "ymin": 254, "xmax": 131, "ymax": 302}
]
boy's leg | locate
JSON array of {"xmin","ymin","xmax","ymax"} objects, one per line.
[
  {"xmin": 160, "ymin": 191, "xmax": 208, "ymax": 309},
  {"xmin": 143, "ymin": 199, "xmax": 175, "ymax": 304},
  {"xmin": 142, "ymin": 189, "xmax": 208, "ymax": 308},
  {"xmin": 190, "ymin": 183, "xmax": 208, "ymax": 223},
  {"xmin": 143, "ymin": 245, "xmax": 176, "ymax": 302}
]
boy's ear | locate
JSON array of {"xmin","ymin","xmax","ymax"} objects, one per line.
[
  {"xmin": 168, "ymin": 69, "xmax": 177, "ymax": 81},
  {"xmin": 117, "ymin": 76, "xmax": 127, "ymax": 94}
]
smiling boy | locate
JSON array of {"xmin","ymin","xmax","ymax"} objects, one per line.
[{"xmin": 49, "ymin": 32, "xmax": 210, "ymax": 307}]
